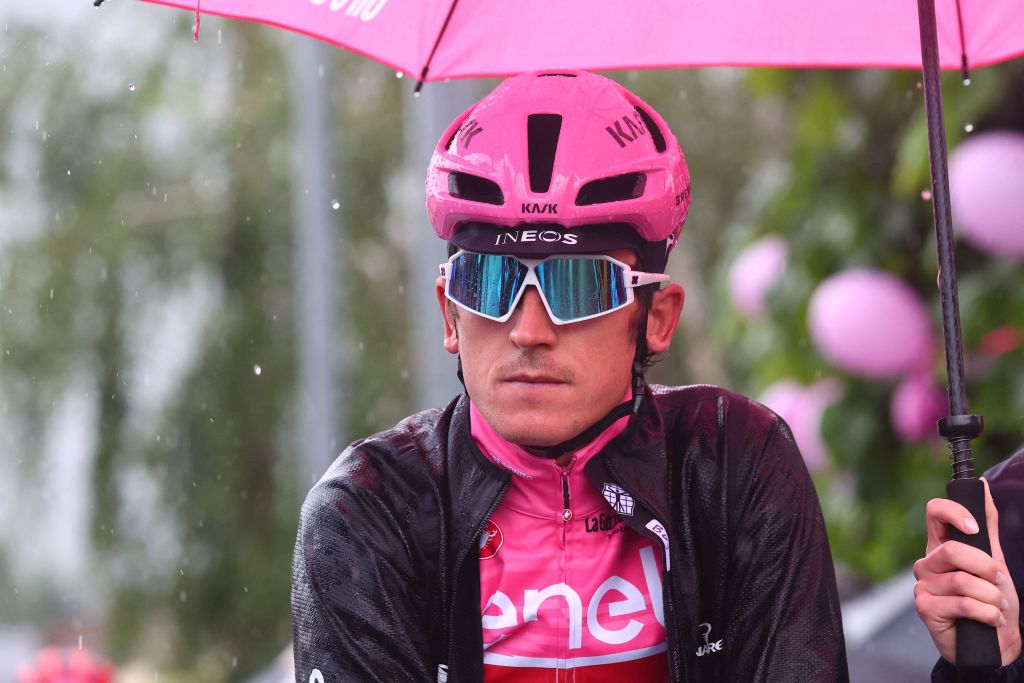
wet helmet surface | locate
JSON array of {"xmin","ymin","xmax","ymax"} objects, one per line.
[{"xmin": 425, "ymin": 70, "xmax": 691, "ymax": 273}]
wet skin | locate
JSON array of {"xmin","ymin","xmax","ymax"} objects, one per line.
[{"xmin": 436, "ymin": 248, "xmax": 684, "ymax": 448}]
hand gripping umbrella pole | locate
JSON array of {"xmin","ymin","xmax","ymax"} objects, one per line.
[{"xmin": 917, "ymin": 0, "xmax": 1001, "ymax": 670}]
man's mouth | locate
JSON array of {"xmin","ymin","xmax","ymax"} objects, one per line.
[{"xmin": 504, "ymin": 374, "xmax": 564, "ymax": 384}]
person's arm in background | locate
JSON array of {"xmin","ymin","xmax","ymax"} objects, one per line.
[{"xmin": 916, "ymin": 450, "xmax": 1024, "ymax": 681}]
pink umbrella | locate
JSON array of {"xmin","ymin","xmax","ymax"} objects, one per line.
[
  {"xmin": 122, "ymin": 0, "xmax": 1019, "ymax": 669},
  {"xmin": 131, "ymin": 0, "xmax": 1024, "ymax": 82}
]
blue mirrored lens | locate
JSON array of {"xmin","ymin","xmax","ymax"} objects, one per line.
[
  {"xmin": 449, "ymin": 253, "xmax": 527, "ymax": 319},
  {"xmin": 536, "ymin": 258, "xmax": 627, "ymax": 321}
]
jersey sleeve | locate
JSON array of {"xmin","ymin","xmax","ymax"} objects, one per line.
[
  {"xmin": 290, "ymin": 466, "xmax": 435, "ymax": 682},
  {"xmin": 724, "ymin": 415, "xmax": 849, "ymax": 681}
]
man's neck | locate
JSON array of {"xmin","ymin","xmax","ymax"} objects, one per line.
[{"xmin": 519, "ymin": 446, "xmax": 573, "ymax": 467}]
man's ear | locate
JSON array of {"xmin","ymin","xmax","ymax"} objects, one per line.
[
  {"xmin": 646, "ymin": 283, "xmax": 684, "ymax": 354},
  {"xmin": 436, "ymin": 276, "xmax": 460, "ymax": 354}
]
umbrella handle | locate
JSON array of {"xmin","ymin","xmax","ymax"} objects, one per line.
[{"xmin": 946, "ymin": 477, "xmax": 1002, "ymax": 670}]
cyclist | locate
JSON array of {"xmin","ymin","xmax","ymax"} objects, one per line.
[{"xmin": 291, "ymin": 70, "xmax": 848, "ymax": 682}]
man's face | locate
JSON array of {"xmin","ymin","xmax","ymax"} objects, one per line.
[{"xmin": 437, "ymin": 248, "xmax": 662, "ymax": 447}]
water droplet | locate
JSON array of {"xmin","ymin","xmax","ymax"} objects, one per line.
[
  {"xmin": 179, "ymin": 591, "xmax": 187, "ymax": 602},
  {"xmin": 962, "ymin": 77, "xmax": 972, "ymax": 86},
  {"xmin": 49, "ymin": 288, "xmax": 54, "ymax": 300},
  {"xmin": 964, "ymin": 122, "xmax": 974, "ymax": 133},
  {"xmin": 413, "ymin": 91, "xmax": 421, "ymax": 98},
  {"xmin": 395, "ymin": 71, "xmax": 404, "ymax": 79},
  {"xmin": 78, "ymin": 635, "xmax": 83, "ymax": 650},
  {"xmin": 128, "ymin": 82, "xmax": 136, "ymax": 92},
  {"xmin": 253, "ymin": 364, "xmax": 262, "ymax": 376},
  {"xmin": 331, "ymin": 199, "xmax": 341, "ymax": 210},
  {"xmin": 921, "ymin": 189, "xmax": 933, "ymax": 201},
  {"xmin": 232, "ymin": 656, "xmax": 238, "ymax": 668},
  {"xmin": 915, "ymin": 81, "xmax": 923, "ymax": 90}
]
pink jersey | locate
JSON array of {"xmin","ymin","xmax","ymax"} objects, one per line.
[{"xmin": 470, "ymin": 402, "xmax": 669, "ymax": 682}]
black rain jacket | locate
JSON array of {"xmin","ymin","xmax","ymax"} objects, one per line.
[{"xmin": 291, "ymin": 384, "xmax": 849, "ymax": 682}]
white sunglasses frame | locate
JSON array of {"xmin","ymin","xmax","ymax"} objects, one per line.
[{"xmin": 438, "ymin": 250, "xmax": 670, "ymax": 325}]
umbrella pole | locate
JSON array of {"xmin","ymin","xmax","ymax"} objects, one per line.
[{"xmin": 916, "ymin": 0, "xmax": 1000, "ymax": 670}]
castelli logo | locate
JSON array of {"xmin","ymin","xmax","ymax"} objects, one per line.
[{"xmin": 479, "ymin": 520, "xmax": 503, "ymax": 559}]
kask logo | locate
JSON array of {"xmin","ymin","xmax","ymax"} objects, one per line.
[
  {"xmin": 605, "ymin": 111, "xmax": 648, "ymax": 148},
  {"xmin": 521, "ymin": 202, "xmax": 558, "ymax": 215},
  {"xmin": 602, "ymin": 483, "xmax": 635, "ymax": 516},
  {"xmin": 479, "ymin": 520, "xmax": 503, "ymax": 560},
  {"xmin": 458, "ymin": 117, "xmax": 484, "ymax": 149}
]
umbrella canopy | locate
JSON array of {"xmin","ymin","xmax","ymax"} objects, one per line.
[{"xmin": 140, "ymin": 0, "xmax": 1024, "ymax": 79}]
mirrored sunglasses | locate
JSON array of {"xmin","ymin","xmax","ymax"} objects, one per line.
[{"xmin": 439, "ymin": 250, "xmax": 669, "ymax": 325}]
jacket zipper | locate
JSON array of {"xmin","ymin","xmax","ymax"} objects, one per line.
[
  {"xmin": 558, "ymin": 461, "xmax": 573, "ymax": 673},
  {"xmin": 560, "ymin": 468, "xmax": 572, "ymax": 523}
]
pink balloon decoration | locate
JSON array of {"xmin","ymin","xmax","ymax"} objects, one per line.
[
  {"xmin": 808, "ymin": 268, "xmax": 935, "ymax": 379},
  {"xmin": 949, "ymin": 131, "xmax": 1024, "ymax": 261},
  {"xmin": 890, "ymin": 374, "xmax": 948, "ymax": 443},
  {"xmin": 728, "ymin": 235, "xmax": 789, "ymax": 319},
  {"xmin": 759, "ymin": 378, "xmax": 844, "ymax": 473}
]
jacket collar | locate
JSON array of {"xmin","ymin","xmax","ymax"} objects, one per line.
[
  {"xmin": 445, "ymin": 395, "xmax": 512, "ymax": 560},
  {"xmin": 587, "ymin": 386, "xmax": 672, "ymax": 524}
]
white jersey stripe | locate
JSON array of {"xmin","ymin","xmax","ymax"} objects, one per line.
[{"xmin": 482, "ymin": 642, "xmax": 667, "ymax": 668}]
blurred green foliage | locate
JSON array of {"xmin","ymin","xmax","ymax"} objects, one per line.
[{"xmin": 0, "ymin": 5, "xmax": 1023, "ymax": 679}]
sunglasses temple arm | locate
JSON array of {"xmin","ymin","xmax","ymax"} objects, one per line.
[{"xmin": 631, "ymin": 272, "xmax": 671, "ymax": 287}]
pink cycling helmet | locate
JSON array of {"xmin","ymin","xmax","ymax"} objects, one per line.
[{"xmin": 425, "ymin": 70, "xmax": 691, "ymax": 273}]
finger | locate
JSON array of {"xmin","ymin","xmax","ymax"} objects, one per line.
[
  {"xmin": 918, "ymin": 570, "xmax": 1010, "ymax": 611},
  {"xmin": 926, "ymin": 498, "xmax": 979, "ymax": 552},
  {"xmin": 981, "ymin": 478, "xmax": 1006, "ymax": 563},
  {"xmin": 919, "ymin": 540, "xmax": 1004, "ymax": 584},
  {"xmin": 915, "ymin": 593, "xmax": 1007, "ymax": 630}
]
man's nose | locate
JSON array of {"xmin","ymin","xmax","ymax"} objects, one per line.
[{"xmin": 508, "ymin": 286, "xmax": 557, "ymax": 348}]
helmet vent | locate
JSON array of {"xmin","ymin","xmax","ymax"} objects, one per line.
[
  {"xmin": 538, "ymin": 73, "xmax": 577, "ymax": 78},
  {"xmin": 527, "ymin": 113, "xmax": 562, "ymax": 194},
  {"xmin": 635, "ymin": 107, "xmax": 667, "ymax": 153},
  {"xmin": 448, "ymin": 172, "xmax": 504, "ymax": 205},
  {"xmin": 575, "ymin": 173, "xmax": 647, "ymax": 206}
]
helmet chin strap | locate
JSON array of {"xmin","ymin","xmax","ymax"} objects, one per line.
[
  {"xmin": 456, "ymin": 354, "xmax": 647, "ymax": 461},
  {"xmin": 522, "ymin": 359, "xmax": 646, "ymax": 460}
]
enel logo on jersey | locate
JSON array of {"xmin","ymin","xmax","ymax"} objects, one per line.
[{"xmin": 482, "ymin": 546, "xmax": 664, "ymax": 648}]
